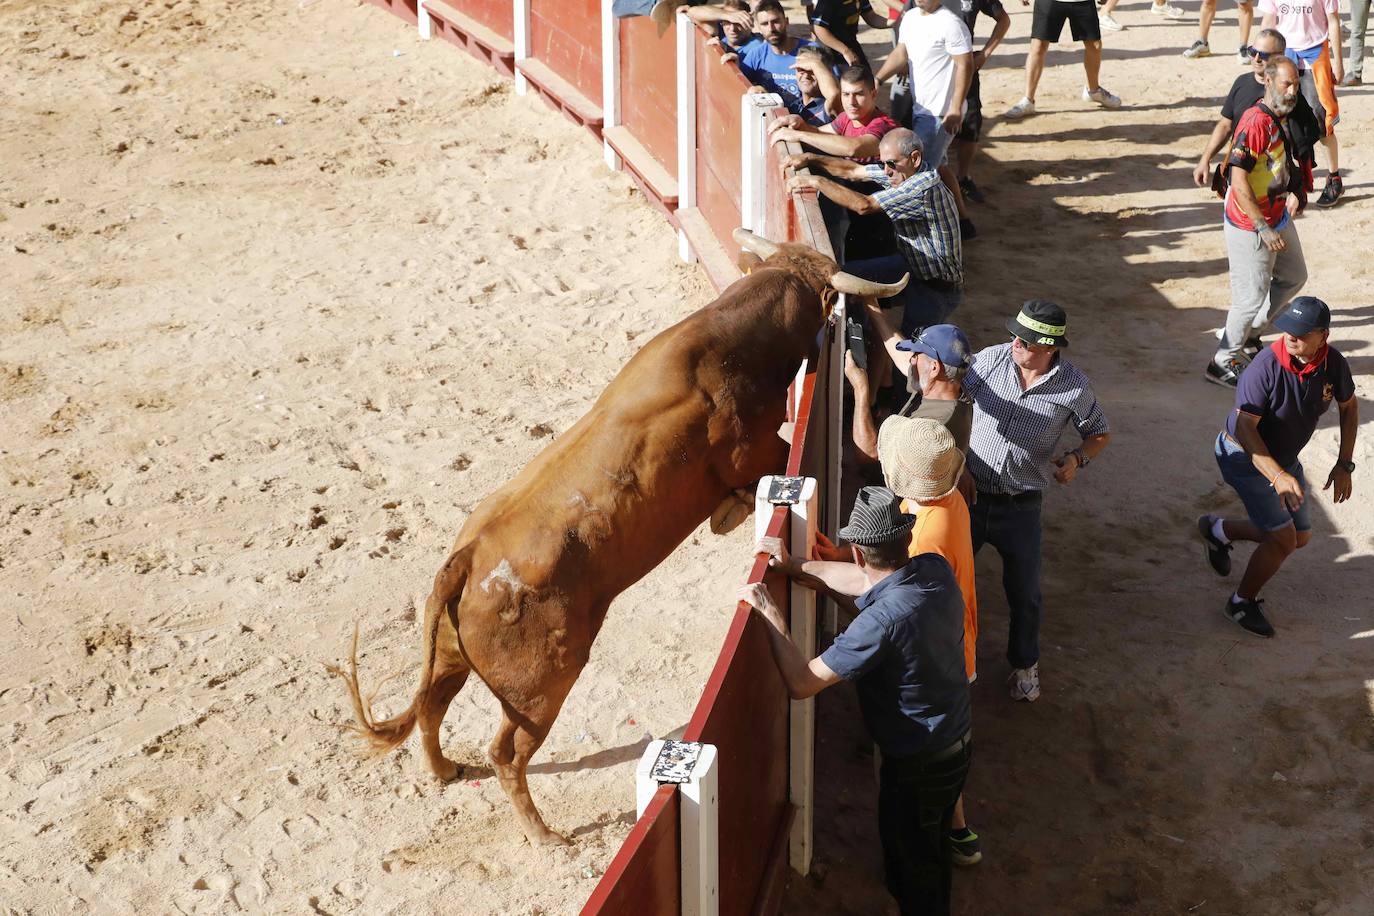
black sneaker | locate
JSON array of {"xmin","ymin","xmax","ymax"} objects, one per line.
[
  {"xmin": 1225, "ymin": 596, "xmax": 1275, "ymax": 638},
  {"xmin": 1204, "ymin": 357, "xmax": 1244, "ymax": 388},
  {"xmin": 1316, "ymin": 175, "xmax": 1344, "ymax": 208},
  {"xmin": 1242, "ymin": 336, "xmax": 1263, "ymax": 358},
  {"xmin": 958, "ymin": 177, "xmax": 986, "ymax": 204},
  {"xmin": 949, "ymin": 827, "xmax": 983, "ymax": 866},
  {"xmin": 959, "ymin": 217, "xmax": 978, "ymax": 241},
  {"xmin": 1197, "ymin": 514, "xmax": 1232, "ymax": 576}
]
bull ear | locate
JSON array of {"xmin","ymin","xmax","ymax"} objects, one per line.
[
  {"xmin": 732, "ymin": 228, "xmax": 780, "ymax": 260},
  {"xmin": 829, "ymin": 271, "xmax": 909, "ymax": 298}
]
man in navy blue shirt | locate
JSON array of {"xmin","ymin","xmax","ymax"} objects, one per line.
[
  {"xmin": 741, "ymin": 486, "xmax": 971, "ymax": 915},
  {"xmin": 1198, "ymin": 296, "xmax": 1358, "ymax": 637},
  {"xmin": 738, "ymin": 0, "xmax": 822, "ymax": 114}
]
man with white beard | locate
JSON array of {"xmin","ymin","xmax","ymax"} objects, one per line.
[{"xmin": 1206, "ymin": 55, "xmax": 1311, "ymax": 388}]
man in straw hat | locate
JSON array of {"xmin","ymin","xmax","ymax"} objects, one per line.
[
  {"xmin": 964, "ymin": 300, "xmax": 1111, "ymax": 702},
  {"xmin": 741, "ymin": 485, "xmax": 971, "ymax": 914},
  {"xmin": 1198, "ymin": 296, "xmax": 1357, "ymax": 637}
]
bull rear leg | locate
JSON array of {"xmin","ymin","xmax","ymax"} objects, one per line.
[
  {"xmin": 488, "ymin": 694, "xmax": 575, "ymax": 847},
  {"xmin": 418, "ymin": 661, "xmax": 470, "ymax": 781}
]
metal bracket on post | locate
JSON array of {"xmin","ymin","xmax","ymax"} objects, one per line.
[
  {"xmin": 754, "ymin": 476, "xmax": 820, "ymax": 876},
  {"xmin": 513, "ymin": 0, "xmax": 531, "ymax": 95},
  {"xmin": 417, "ymin": 0, "xmax": 431, "ymax": 40},
  {"xmin": 636, "ymin": 740, "xmax": 720, "ymax": 916},
  {"xmin": 601, "ymin": 0, "xmax": 621, "ymax": 170},
  {"xmin": 739, "ymin": 92, "xmax": 782, "ymax": 236},
  {"xmin": 675, "ymin": 10, "xmax": 698, "ymax": 263}
]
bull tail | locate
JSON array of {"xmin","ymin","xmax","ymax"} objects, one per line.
[{"xmin": 327, "ymin": 546, "xmax": 473, "ymax": 757}]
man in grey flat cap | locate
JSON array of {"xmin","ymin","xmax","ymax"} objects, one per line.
[{"xmin": 741, "ymin": 485, "xmax": 971, "ymax": 915}]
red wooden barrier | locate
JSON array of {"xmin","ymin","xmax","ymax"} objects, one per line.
[
  {"xmin": 426, "ymin": 0, "xmax": 516, "ymax": 77},
  {"xmin": 367, "ymin": 0, "xmax": 418, "ymax": 26},
  {"xmin": 605, "ymin": 14, "xmax": 679, "ymax": 213},
  {"xmin": 692, "ymin": 30, "xmax": 749, "ymax": 261},
  {"xmin": 579, "ymin": 786, "xmax": 682, "ymax": 915},
  {"xmin": 457, "ymin": 0, "xmax": 513, "ymax": 40},
  {"xmin": 529, "ymin": 0, "xmax": 602, "ymax": 109}
]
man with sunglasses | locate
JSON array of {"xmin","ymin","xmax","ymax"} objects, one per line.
[
  {"xmin": 962, "ymin": 301, "xmax": 1111, "ymax": 701},
  {"xmin": 784, "ymin": 128, "xmax": 963, "ymax": 335}
]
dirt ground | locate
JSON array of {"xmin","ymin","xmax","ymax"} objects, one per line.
[
  {"xmin": 786, "ymin": 4, "xmax": 1374, "ymax": 916},
  {"xmin": 1, "ymin": 1, "xmax": 750, "ymax": 912},
  {"xmin": 2, "ymin": 0, "xmax": 1372, "ymax": 914}
]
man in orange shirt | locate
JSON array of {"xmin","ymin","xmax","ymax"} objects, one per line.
[{"xmin": 757, "ymin": 416, "xmax": 983, "ymax": 866}]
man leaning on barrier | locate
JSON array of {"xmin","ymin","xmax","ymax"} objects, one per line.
[
  {"xmin": 785, "ymin": 128, "xmax": 962, "ymax": 336},
  {"xmin": 741, "ymin": 485, "xmax": 971, "ymax": 916}
]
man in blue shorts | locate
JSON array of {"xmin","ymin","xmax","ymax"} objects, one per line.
[{"xmin": 1198, "ymin": 297, "xmax": 1358, "ymax": 637}]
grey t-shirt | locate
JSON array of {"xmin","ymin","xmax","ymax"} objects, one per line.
[{"xmin": 898, "ymin": 390, "xmax": 973, "ymax": 452}]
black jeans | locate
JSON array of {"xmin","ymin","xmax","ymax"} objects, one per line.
[
  {"xmin": 969, "ymin": 491, "xmax": 1044, "ymax": 670},
  {"xmin": 878, "ymin": 738, "xmax": 973, "ymax": 916}
]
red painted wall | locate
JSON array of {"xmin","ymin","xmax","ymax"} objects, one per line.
[
  {"xmin": 694, "ymin": 35, "xmax": 748, "ymax": 259},
  {"xmin": 618, "ymin": 16, "xmax": 677, "ymax": 177},
  {"xmin": 580, "ymin": 786, "xmax": 681, "ymax": 915},
  {"xmin": 459, "ymin": 0, "xmax": 514, "ymax": 41},
  {"xmin": 530, "ymin": 0, "xmax": 602, "ymax": 105}
]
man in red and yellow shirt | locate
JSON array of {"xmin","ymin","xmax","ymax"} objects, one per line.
[{"xmin": 1206, "ymin": 55, "xmax": 1312, "ymax": 388}]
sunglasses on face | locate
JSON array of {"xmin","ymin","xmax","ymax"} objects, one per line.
[
  {"xmin": 1247, "ymin": 47, "xmax": 1274, "ymax": 61},
  {"xmin": 882, "ymin": 158, "xmax": 904, "ymax": 170}
]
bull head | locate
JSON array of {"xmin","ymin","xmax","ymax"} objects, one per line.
[{"xmin": 733, "ymin": 229, "xmax": 909, "ymax": 299}]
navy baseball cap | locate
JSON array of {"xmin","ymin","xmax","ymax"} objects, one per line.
[
  {"xmin": 1273, "ymin": 296, "xmax": 1331, "ymax": 336},
  {"xmin": 895, "ymin": 324, "xmax": 972, "ymax": 368}
]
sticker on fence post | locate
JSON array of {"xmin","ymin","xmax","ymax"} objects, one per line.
[{"xmin": 634, "ymin": 739, "xmax": 720, "ymax": 916}]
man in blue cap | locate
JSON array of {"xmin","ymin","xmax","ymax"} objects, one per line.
[
  {"xmin": 1198, "ymin": 296, "xmax": 1358, "ymax": 637},
  {"xmin": 845, "ymin": 320, "xmax": 974, "ymax": 464}
]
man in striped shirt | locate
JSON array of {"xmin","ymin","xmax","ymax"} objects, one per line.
[
  {"xmin": 785, "ymin": 128, "xmax": 962, "ymax": 335},
  {"xmin": 963, "ymin": 300, "xmax": 1111, "ymax": 702}
]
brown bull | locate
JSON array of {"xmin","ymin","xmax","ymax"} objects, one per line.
[{"xmin": 331, "ymin": 230, "xmax": 906, "ymax": 845}]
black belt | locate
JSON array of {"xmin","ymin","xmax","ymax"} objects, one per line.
[
  {"xmin": 925, "ymin": 729, "xmax": 973, "ymax": 763},
  {"xmin": 919, "ymin": 276, "xmax": 961, "ymax": 293},
  {"xmin": 975, "ymin": 489, "xmax": 1043, "ymax": 506}
]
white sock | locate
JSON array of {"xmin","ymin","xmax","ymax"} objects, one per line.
[
  {"xmin": 1211, "ymin": 518, "xmax": 1230, "ymax": 545},
  {"xmin": 1230, "ymin": 592, "xmax": 1246, "ymax": 605}
]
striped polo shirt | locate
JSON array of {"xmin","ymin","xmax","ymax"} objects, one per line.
[
  {"xmin": 864, "ymin": 165, "xmax": 962, "ymax": 285},
  {"xmin": 964, "ymin": 343, "xmax": 1109, "ymax": 494}
]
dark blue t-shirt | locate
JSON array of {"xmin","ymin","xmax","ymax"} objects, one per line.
[
  {"xmin": 1226, "ymin": 344, "xmax": 1354, "ymax": 468},
  {"xmin": 820, "ymin": 554, "xmax": 970, "ymax": 758},
  {"xmin": 738, "ymin": 38, "xmax": 820, "ymax": 113}
]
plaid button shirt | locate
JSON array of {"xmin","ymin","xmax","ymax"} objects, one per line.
[
  {"xmin": 865, "ymin": 165, "xmax": 963, "ymax": 284},
  {"xmin": 964, "ymin": 343, "xmax": 1109, "ymax": 494}
]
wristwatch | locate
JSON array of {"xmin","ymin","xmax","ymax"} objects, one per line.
[
  {"xmin": 1071, "ymin": 448, "xmax": 1089, "ymax": 468},
  {"xmin": 1336, "ymin": 459, "xmax": 1356, "ymax": 473}
]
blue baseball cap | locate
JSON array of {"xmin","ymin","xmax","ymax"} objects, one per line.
[
  {"xmin": 895, "ymin": 324, "xmax": 972, "ymax": 368},
  {"xmin": 1273, "ymin": 296, "xmax": 1331, "ymax": 336}
]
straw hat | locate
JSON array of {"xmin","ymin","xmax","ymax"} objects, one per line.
[
  {"xmin": 877, "ymin": 416, "xmax": 965, "ymax": 502},
  {"xmin": 838, "ymin": 486, "xmax": 916, "ymax": 546}
]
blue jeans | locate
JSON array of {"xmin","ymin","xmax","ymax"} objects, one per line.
[
  {"xmin": 1215, "ymin": 433, "xmax": 1311, "ymax": 532},
  {"xmin": 845, "ymin": 253, "xmax": 963, "ymax": 336},
  {"xmin": 911, "ymin": 111, "xmax": 953, "ymax": 171},
  {"xmin": 877, "ymin": 738, "xmax": 972, "ymax": 916},
  {"xmin": 970, "ymin": 491, "xmax": 1043, "ymax": 669}
]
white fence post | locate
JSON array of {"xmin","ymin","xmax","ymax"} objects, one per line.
[
  {"xmin": 788, "ymin": 479, "xmax": 818, "ymax": 875},
  {"xmin": 601, "ymin": 0, "xmax": 621, "ymax": 170},
  {"xmin": 513, "ymin": 0, "xmax": 531, "ymax": 95},
  {"xmin": 635, "ymin": 740, "xmax": 720, "ymax": 916},
  {"xmin": 676, "ymin": 10, "xmax": 698, "ymax": 263},
  {"xmin": 740, "ymin": 93, "xmax": 780, "ymax": 236},
  {"xmin": 416, "ymin": 0, "xmax": 431, "ymax": 40}
]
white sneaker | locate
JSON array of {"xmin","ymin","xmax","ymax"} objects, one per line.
[
  {"xmin": 1084, "ymin": 85, "xmax": 1123, "ymax": 109},
  {"xmin": 1099, "ymin": 13, "xmax": 1124, "ymax": 31},
  {"xmin": 1183, "ymin": 39, "xmax": 1212, "ymax": 58},
  {"xmin": 1009, "ymin": 664, "xmax": 1041, "ymax": 702},
  {"xmin": 1004, "ymin": 96, "xmax": 1036, "ymax": 119},
  {"xmin": 1151, "ymin": 1, "xmax": 1187, "ymax": 18}
]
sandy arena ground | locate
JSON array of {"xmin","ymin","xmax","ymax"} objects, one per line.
[{"xmin": 2, "ymin": 0, "xmax": 1372, "ymax": 914}]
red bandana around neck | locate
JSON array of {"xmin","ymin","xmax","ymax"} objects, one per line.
[{"xmin": 1271, "ymin": 339, "xmax": 1328, "ymax": 378}]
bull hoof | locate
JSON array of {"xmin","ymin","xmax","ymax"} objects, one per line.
[
  {"xmin": 526, "ymin": 826, "xmax": 573, "ymax": 847},
  {"xmin": 429, "ymin": 757, "xmax": 462, "ymax": 782}
]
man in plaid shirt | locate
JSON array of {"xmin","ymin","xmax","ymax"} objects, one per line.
[
  {"xmin": 785, "ymin": 127, "xmax": 962, "ymax": 335},
  {"xmin": 963, "ymin": 300, "xmax": 1111, "ymax": 702}
]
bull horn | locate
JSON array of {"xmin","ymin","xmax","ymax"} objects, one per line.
[
  {"xmin": 732, "ymin": 228, "xmax": 780, "ymax": 260},
  {"xmin": 829, "ymin": 271, "xmax": 909, "ymax": 298}
]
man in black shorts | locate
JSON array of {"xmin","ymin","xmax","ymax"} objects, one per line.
[
  {"xmin": 1004, "ymin": 0, "xmax": 1122, "ymax": 118},
  {"xmin": 951, "ymin": 0, "xmax": 1011, "ymax": 203}
]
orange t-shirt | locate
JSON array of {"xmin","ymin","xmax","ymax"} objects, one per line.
[{"xmin": 902, "ymin": 493, "xmax": 977, "ymax": 680}]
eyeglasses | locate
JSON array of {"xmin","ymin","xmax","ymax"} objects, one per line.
[{"xmin": 1247, "ymin": 46, "xmax": 1274, "ymax": 61}]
